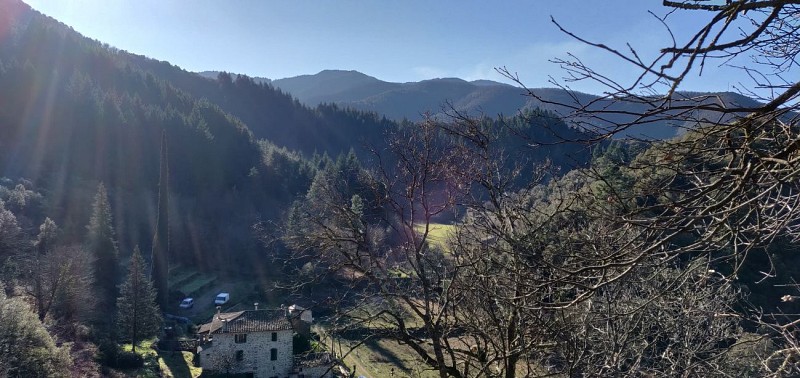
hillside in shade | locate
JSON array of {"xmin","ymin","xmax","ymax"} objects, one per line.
[{"xmin": 250, "ymin": 69, "xmax": 762, "ymax": 140}]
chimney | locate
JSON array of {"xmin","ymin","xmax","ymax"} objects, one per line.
[
  {"xmin": 254, "ymin": 302, "xmax": 259, "ymax": 311},
  {"xmin": 216, "ymin": 306, "xmax": 221, "ymax": 319}
]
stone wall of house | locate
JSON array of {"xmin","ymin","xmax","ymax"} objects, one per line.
[{"xmin": 198, "ymin": 329, "xmax": 294, "ymax": 378}]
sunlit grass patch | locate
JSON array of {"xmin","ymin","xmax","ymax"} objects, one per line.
[
  {"xmin": 118, "ymin": 339, "xmax": 159, "ymax": 377},
  {"xmin": 119, "ymin": 339, "xmax": 201, "ymax": 378},
  {"xmin": 159, "ymin": 350, "xmax": 202, "ymax": 378},
  {"xmin": 414, "ymin": 223, "xmax": 457, "ymax": 252},
  {"xmin": 120, "ymin": 338, "xmax": 157, "ymax": 356},
  {"xmin": 341, "ymin": 337, "xmax": 439, "ymax": 378}
]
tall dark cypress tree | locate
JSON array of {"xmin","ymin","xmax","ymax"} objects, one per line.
[{"xmin": 151, "ymin": 131, "xmax": 170, "ymax": 311}]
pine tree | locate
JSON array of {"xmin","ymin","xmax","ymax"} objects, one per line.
[
  {"xmin": 117, "ymin": 246, "xmax": 161, "ymax": 353},
  {"xmin": 35, "ymin": 217, "xmax": 58, "ymax": 256},
  {"xmin": 87, "ymin": 183, "xmax": 120, "ymax": 314},
  {"xmin": 0, "ymin": 199, "xmax": 22, "ymax": 259},
  {"xmin": 30, "ymin": 217, "xmax": 59, "ymax": 320},
  {"xmin": 151, "ymin": 131, "xmax": 170, "ymax": 311}
]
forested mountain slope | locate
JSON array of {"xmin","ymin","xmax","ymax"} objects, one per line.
[{"xmin": 0, "ymin": 0, "xmax": 317, "ymax": 271}]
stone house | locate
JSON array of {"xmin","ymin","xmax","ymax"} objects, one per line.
[
  {"xmin": 197, "ymin": 306, "xmax": 333, "ymax": 378},
  {"xmin": 198, "ymin": 309, "xmax": 295, "ymax": 378}
]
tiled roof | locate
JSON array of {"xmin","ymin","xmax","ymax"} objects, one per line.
[{"xmin": 198, "ymin": 309, "xmax": 293, "ymax": 334}]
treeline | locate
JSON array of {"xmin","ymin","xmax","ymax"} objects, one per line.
[{"xmin": 0, "ymin": 180, "xmax": 161, "ymax": 376}]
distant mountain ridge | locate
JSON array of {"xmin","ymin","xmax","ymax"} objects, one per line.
[{"xmin": 202, "ymin": 69, "xmax": 762, "ymax": 140}]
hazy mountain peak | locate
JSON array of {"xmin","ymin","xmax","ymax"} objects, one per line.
[
  {"xmin": 269, "ymin": 69, "xmax": 389, "ymax": 104},
  {"xmin": 420, "ymin": 77, "xmax": 469, "ymax": 84},
  {"xmin": 312, "ymin": 69, "xmax": 379, "ymax": 81},
  {"xmin": 470, "ymin": 79, "xmax": 509, "ymax": 87}
]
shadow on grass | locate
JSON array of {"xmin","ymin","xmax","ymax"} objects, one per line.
[
  {"xmin": 364, "ymin": 338, "xmax": 418, "ymax": 373},
  {"xmin": 337, "ymin": 327, "xmax": 437, "ymax": 377},
  {"xmin": 158, "ymin": 350, "xmax": 197, "ymax": 378}
]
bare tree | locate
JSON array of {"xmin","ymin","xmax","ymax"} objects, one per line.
[
  {"xmin": 502, "ymin": 1, "xmax": 799, "ymax": 141},
  {"xmin": 284, "ymin": 119, "xmax": 476, "ymax": 378},
  {"xmin": 24, "ymin": 219, "xmax": 94, "ymax": 324},
  {"xmin": 487, "ymin": 1, "xmax": 800, "ymax": 375},
  {"xmin": 48, "ymin": 245, "xmax": 95, "ymax": 326},
  {"xmin": 435, "ymin": 113, "xmax": 766, "ymax": 377},
  {"xmin": 281, "ymin": 112, "xmax": 777, "ymax": 376},
  {"xmin": 27, "ymin": 245, "xmax": 94, "ymax": 322},
  {"xmin": 280, "ymin": 3, "xmax": 800, "ymax": 376}
]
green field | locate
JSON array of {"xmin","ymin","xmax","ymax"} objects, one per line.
[
  {"xmin": 317, "ymin": 323, "xmax": 436, "ymax": 378},
  {"xmin": 168, "ymin": 266, "xmax": 219, "ymax": 298},
  {"xmin": 178, "ymin": 275, "xmax": 217, "ymax": 297},
  {"xmin": 169, "ymin": 268, "xmax": 199, "ymax": 288},
  {"xmin": 341, "ymin": 338, "xmax": 439, "ymax": 378},
  {"xmin": 414, "ymin": 223, "xmax": 457, "ymax": 252}
]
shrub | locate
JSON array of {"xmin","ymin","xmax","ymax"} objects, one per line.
[
  {"xmin": 0, "ymin": 289, "xmax": 73, "ymax": 377},
  {"xmin": 114, "ymin": 350, "xmax": 144, "ymax": 369}
]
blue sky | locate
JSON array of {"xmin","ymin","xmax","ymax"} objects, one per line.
[{"xmin": 25, "ymin": 0, "xmax": 749, "ymax": 94}]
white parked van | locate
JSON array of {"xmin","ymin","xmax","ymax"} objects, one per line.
[{"xmin": 214, "ymin": 292, "xmax": 230, "ymax": 305}]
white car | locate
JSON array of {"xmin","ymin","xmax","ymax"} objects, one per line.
[
  {"xmin": 214, "ymin": 292, "xmax": 230, "ymax": 306},
  {"xmin": 179, "ymin": 297, "xmax": 194, "ymax": 309}
]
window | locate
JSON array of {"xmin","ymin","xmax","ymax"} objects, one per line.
[
  {"xmin": 271, "ymin": 332, "xmax": 277, "ymax": 341},
  {"xmin": 270, "ymin": 348, "xmax": 277, "ymax": 361},
  {"xmin": 235, "ymin": 350, "xmax": 244, "ymax": 361},
  {"xmin": 235, "ymin": 333, "xmax": 247, "ymax": 343}
]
